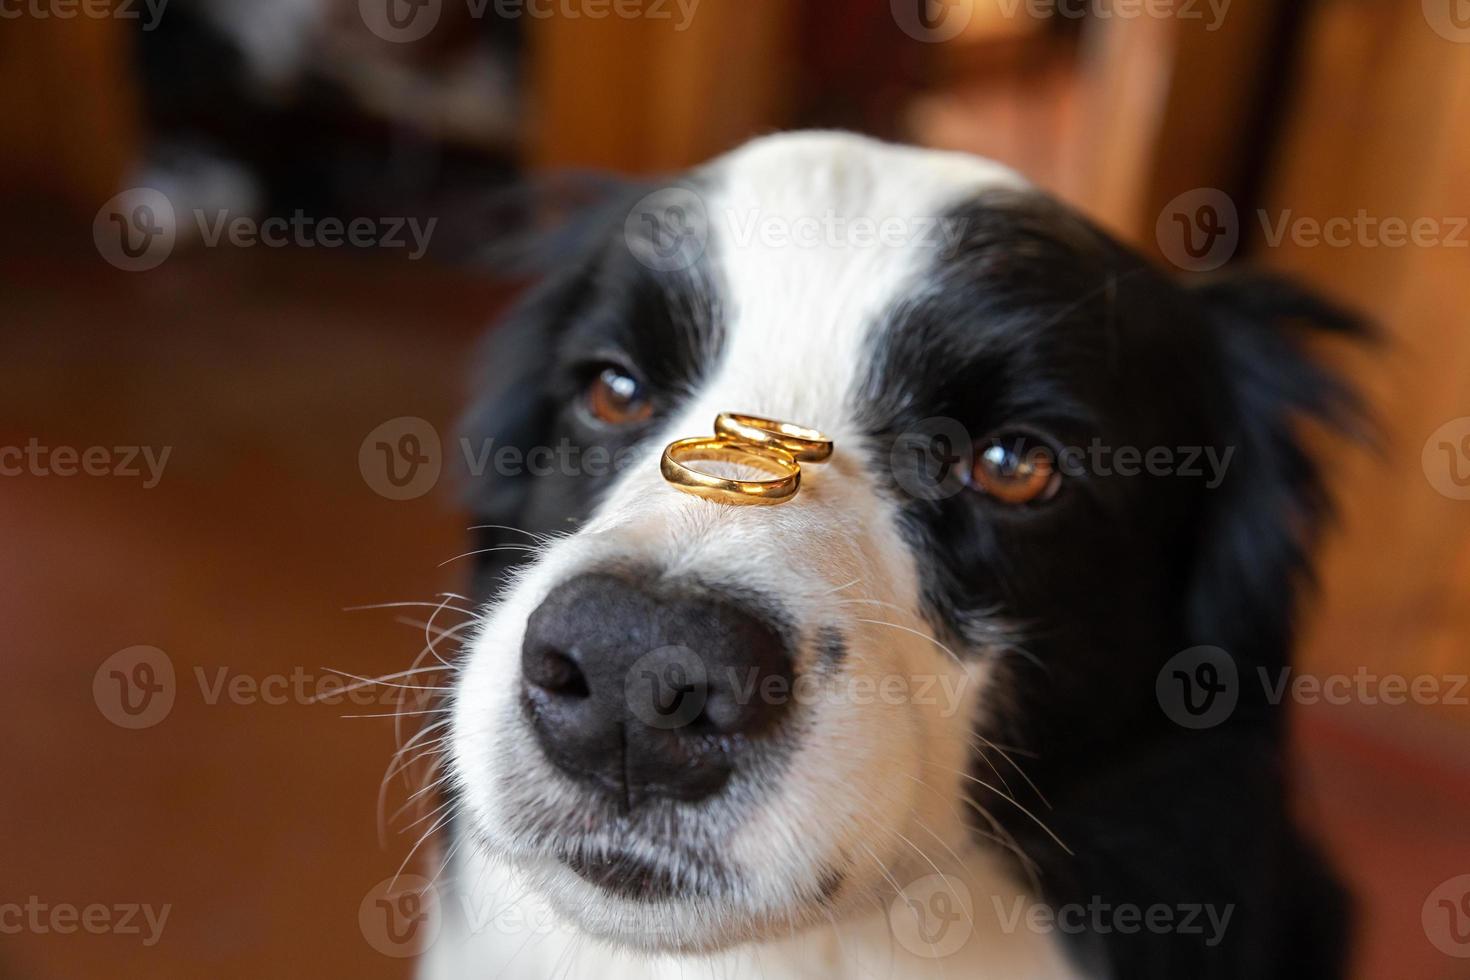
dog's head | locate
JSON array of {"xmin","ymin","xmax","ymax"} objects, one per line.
[{"xmin": 447, "ymin": 132, "xmax": 1358, "ymax": 954}]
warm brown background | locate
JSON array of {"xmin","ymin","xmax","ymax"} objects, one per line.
[{"xmin": 2, "ymin": 1, "xmax": 1468, "ymax": 978}]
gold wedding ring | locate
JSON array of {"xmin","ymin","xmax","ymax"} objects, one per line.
[
  {"xmin": 713, "ymin": 412, "xmax": 834, "ymax": 462},
  {"xmin": 661, "ymin": 437, "xmax": 801, "ymax": 505},
  {"xmin": 662, "ymin": 413, "xmax": 833, "ymax": 506}
]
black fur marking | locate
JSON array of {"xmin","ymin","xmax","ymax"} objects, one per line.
[
  {"xmin": 816, "ymin": 627, "xmax": 848, "ymax": 668},
  {"xmin": 857, "ymin": 190, "xmax": 1364, "ymax": 979},
  {"xmin": 457, "ymin": 181, "xmax": 725, "ymax": 600}
]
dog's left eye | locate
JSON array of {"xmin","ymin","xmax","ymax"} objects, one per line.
[
  {"xmin": 584, "ymin": 364, "xmax": 654, "ymax": 426},
  {"xmin": 970, "ymin": 434, "xmax": 1061, "ymax": 505}
]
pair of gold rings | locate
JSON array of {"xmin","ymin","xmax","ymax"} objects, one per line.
[{"xmin": 661, "ymin": 413, "xmax": 833, "ymax": 505}]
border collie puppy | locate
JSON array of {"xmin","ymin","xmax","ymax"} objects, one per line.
[{"xmin": 424, "ymin": 131, "xmax": 1358, "ymax": 979}]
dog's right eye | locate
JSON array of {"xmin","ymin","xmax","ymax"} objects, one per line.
[
  {"xmin": 584, "ymin": 364, "xmax": 654, "ymax": 427},
  {"xmin": 970, "ymin": 433, "xmax": 1061, "ymax": 505}
]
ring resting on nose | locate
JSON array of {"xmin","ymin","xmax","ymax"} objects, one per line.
[
  {"xmin": 660, "ymin": 437, "xmax": 801, "ymax": 506},
  {"xmin": 713, "ymin": 412, "xmax": 834, "ymax": 462}
]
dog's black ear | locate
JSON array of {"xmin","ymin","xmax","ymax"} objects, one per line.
[
  {"xmin": 455, "ymin": 182, "xmax": 638, "ymax": 598},
  {"xmin": 459, "ymin": 273, "xmax": 580, "ymax": 524},
  {"xmin": 1182, "ymin": 272, "xmax": 1370, "ymax": 676}
]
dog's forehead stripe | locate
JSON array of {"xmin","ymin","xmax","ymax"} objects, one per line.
[{"xmin": 691, "ymin": 133, "xmax": 1028, "ymax": 440}]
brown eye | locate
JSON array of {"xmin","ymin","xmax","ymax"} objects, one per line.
[
  {"xmin": 585, "ymin": 365, "xmax": 653, "ymax": 426},
  {"xmin": 971, "ymin": 436, "xmax": 1061, "ymax": 505}
]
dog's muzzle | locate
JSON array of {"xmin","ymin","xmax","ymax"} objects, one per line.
[{"xmin": 520, "ymin": 572, "xmax": 793, "ymax": 812}]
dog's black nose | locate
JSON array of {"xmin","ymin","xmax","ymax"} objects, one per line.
[{"xmin": 520, "ymin": 572, "xmax": 792, "ymax": 810}]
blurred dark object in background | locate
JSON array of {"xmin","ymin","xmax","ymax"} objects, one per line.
[{"xmin": 131, "ymin": 0, "xmax": 522, "ymax": 252}]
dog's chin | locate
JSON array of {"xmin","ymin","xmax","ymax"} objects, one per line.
[{"xmin": 500, "ymin": 842, "xmax": 837, "ymax": 955}]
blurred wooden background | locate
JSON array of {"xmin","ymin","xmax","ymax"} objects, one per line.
[{"xmin": 1, "ymin": 2, "xmax": 1466, "ymax": 978}]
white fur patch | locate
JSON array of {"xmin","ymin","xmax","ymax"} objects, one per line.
[{"xmin": 420, "ymin": 846, "xmax": 1084, "ymax": 979}]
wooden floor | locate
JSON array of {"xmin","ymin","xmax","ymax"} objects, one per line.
[{"xmin": 1, "ymin": 234, "xmax": 1465, "ymax": 978}]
